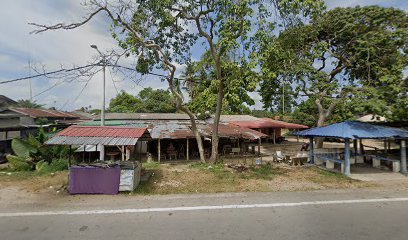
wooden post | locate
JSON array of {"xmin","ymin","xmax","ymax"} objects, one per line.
[
  {"xmin": 82, "ymin": 145, "xmax": 85, "ymax": 163},
  {"xmin": 273, "ymin": 129, "xmax": 276, "ymax": 144},
  {"xmin": 258, "ymin": 138, "xmax": 261, "ymax": 157},
  {"xmin": 384, "ymin": 140, "xmax": 387, "ymax": 153},
  {"xmin": 158, "ymin": 139, "xmax": 161, "ymax": 163},
  {"xmin": 121, "ymin": 146, "xmax": 125, "ymax": 161},
  {"xmin": 139, "ymin": 141, "xmax": 142, "ymax": 161},
  {"xmin": 309, "ymin": 137, "xmax": 314, "ymax": 164},
  {"xmin": 344, "ymin": 138, "xmax": 351, "ymax": 176},
  {"xmin": 186, "ymin": 138, "xmax": 189, "ymax": 161},
  {"xmin": 125, "ymin": 146, "xmax": 131, "ymax": 161},
  {"xmin": 388, "ymin": 140, "xmax": 391, "ymax": 151},
  {"xmin": 401, "ymin": 140, "xmax": 407, "ymax": 174}
]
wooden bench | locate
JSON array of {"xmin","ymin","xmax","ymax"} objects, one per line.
[{"xmin": 369, "ymin": 155, "xmax": 400, "ymax": 172}]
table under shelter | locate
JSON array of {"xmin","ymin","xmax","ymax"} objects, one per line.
[{"xmin": 293, "ymin": 121, "xmax": 408, "ymax": 176}]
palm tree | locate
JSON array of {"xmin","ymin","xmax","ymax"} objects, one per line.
[{"xmin": 15, "ymin": 99, "xmax": 44, "ymax": 108}]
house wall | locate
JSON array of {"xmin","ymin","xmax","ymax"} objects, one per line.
[
  {"xmin": 20, "ymin": 116, "xmax": 35, "ymax": 125},
  {"xmin": 0, "ymin": 118, "xmax": 20, "ymax": 128}
]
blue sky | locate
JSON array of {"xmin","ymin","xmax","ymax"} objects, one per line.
[{"xmin": 0, "ymin": 0, "xmax": 406, "ymax": 111}]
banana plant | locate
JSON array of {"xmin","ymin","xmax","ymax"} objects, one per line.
[{"xmin": 6, "ymin": 138, "xmax": 38, "ymax": 170}]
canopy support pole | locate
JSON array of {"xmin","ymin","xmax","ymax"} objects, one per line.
[
  {"xmin": 401, "ymin": 140, "xmax": 407, "ymax": 174},
  {"xmin": 258, "ymin": 138, "xmax": 261, "ymax": 157},
  {"xmin": 344, "ymin": 138, "xmax": 351, "ymax": 176},
  {"xmin": 187, "ymin": 138, "xmax": 189, "ymax": 161},
  {"xmin": 158, "ymin": 139, "xmax": 161, "ymax": 163},
  {"xmin": 384, "ymin": 140, "xmax": 387, "ymax": 153},
  {"xmin": 353, "ymin": 139, "xmax": 357, "ymax": 163},
  {"xmin": 309, "ymin": 137, "xmax": 314, "ymax": 164},
  {"xmin": 273, "ymin": 129, "xmax": 276, "ymax": 144}
]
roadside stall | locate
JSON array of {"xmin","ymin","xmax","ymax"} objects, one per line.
[
  {"xmin": 46, "ymin": 125, "xmax": 151, "ymax": 194},
  {"xmin": 293, "ymin": 121, "xmax": 408, "ymax": 176}
]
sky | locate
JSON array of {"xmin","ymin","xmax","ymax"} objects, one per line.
[{"xmin": 0, "ymin": 0, "xmax": 407, "ymax": 111}]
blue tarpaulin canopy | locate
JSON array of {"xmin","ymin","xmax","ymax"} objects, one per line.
[{"xmin": 293, "ymin": 121, "xmax": 408, "ymax": 140}]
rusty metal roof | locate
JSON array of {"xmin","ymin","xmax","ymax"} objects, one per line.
[
  {"xmin": 46, "ymin": 126, "xmax": 150, "ymax": 145},
  {"xmin": 231, "ymin": 118, "xmax": 308, "ymax": 129},
  {"xmin": 78, "ymin": 119, "xmax": 267, "ymax": 140},
  {"xmin": 198, "ymin": 123, "xmax": 267, "ymax": 140},
  {"xmin": 9, "ymin": 108, "xmax": 79, "ymax": 119},
  {"xmin": 46, "ymin": 136, "xmax": 140, "ymax": 146}
]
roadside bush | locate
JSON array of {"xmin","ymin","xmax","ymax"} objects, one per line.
[
  {"xmin": 6, "ymin": 128, "xmax": 74, "ymax": 172},
  {"xmin": 35, "ymin": 159, "xmax": 69, "ymax": 174}
]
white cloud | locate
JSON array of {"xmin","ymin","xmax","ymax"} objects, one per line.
[
  {"xmin": 1, "ymin": 0, "xmax": 406, "ymax": 111},
  {"xmin": 0, "ymin": 0, "xmax": 166, "ymax": 111}
]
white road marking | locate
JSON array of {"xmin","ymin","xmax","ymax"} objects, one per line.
[{"xmin": 1, "ymin": 197, "xmax": 408, "ymax": 217}]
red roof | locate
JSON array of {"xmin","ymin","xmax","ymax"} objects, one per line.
[
  {"xmin": 231, "ymin": 118, "xmax": 308, "ymax": 129},
  {"xmin": 57, "ymin": 126, "xmax": 147, "ymax": 138},
  {"xmin": 10, "ymin": 108, "xmax": 79, "ymax": 119}
]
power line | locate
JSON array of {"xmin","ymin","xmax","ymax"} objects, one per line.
[
  {"xmin": 0, "ymin": 64, "xmax": 97, "ymax": 85},
  {"xmin": 32, "ymin": 79, "xmax": 66, "ymax": 99},
  {"xmin": 108, "ymin": 67, "xmax": 119, "ymax": 94}
]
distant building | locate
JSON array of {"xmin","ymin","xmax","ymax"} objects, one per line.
[
  {"xmin": 0, "ymin": 95, "xmax": 17, "ymax": 111},
  {"xmin": 0, "ymin": 107, "xmax": 82, "ymax": 161},
  {"xmin": 357, "ymin": 114, "xmax": 386, "ymax": 123}
]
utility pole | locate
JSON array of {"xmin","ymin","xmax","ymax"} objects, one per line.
[{"xmin": 91, "ymin": 44, "xmax": 106, "ymax": 161}]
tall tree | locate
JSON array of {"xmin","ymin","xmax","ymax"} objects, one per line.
[
  {"xmin": 258, "ymin": 6, "xmax": 408, "ymax": 147},
  {"xmin": 31, "ymin": 0, "xmax": 325, "ymax": 161}
]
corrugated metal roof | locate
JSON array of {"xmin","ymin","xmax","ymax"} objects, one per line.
[
  {"xmin": 293, "ymin": 121, "xmax": 408, "ymax": 139},
  {"xmin": 46, "ymin": 136, "xmax": 139, "ymax": 146},
  {"xmin": 261, "ymin": 118, "xmax": 309, "ymax": 129},
  {"xmin": 9, "ymin": 108, "xmax": 79, "ymax": 119},
  {"xmin": 231, "ymin": 118, "xmax": 308, "ymax": 129},
  {"xmin": 81, "ymin": 120, "xmax": 147, "ymax": 127},
  {"xmin": 46, "ymin": 126, "xmax": 150, "ymax": 145},
  {"xmin": 219, "ymin": 115, "xmax": 260, "ymax": 122},
  {"xmin": 199, "ymin": 123, "xmax": 267, "ymax": 140},
  {"xmin": 57, "ymin": 126, "xmax": 147, "ymax": 138}
]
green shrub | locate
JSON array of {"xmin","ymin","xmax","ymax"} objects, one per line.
[
  {"xmin": 35, "ymin": 159, "xmax": 69, "ymax": 174},
  {"xmin": 6, "ymin": 155, "xmax": 32, "ymax": 171}
]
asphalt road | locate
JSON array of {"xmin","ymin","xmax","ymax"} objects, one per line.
[{"xmin": 1, "ymin": 190, "xmax": 408, "ymax": 240}]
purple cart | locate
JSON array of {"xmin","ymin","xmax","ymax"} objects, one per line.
[{"xmin": 69, "ymin": 166, "xmax": 121, "ymax": 195}]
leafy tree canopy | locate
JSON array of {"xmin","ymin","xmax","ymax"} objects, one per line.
[
  {"xmin": 108, "ymin": 88, "xmax": 176, "ymax": 113},
  {"xmin": 258, "ymin": 5, "xmax": 408, "ymax": 127}
]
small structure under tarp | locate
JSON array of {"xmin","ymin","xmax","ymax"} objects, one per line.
[
  {"xmin": 46, "ymin": 125, "xmax": 151, "ymax": 163},
  {"xmin": 293, "ymin": 121, "xmax": 408, "ymax": 176},
  {"xmin": 46, "ymin": 126, "xmax": 151, "ymax": 194}
]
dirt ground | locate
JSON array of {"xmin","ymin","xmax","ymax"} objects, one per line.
[{"xmin": 0, "ymin": 162, "xmax": 379, "ymax": 205}]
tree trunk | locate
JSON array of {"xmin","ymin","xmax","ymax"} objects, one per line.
[
  {"xmin": 315, "ymin": 112, "xmax": 327, "ymax": 148},
  {"xmin": 209, "ymin": 80, "xmax": 225, "ymax": 163},
  {"xmin": 315, "ymin": 97, "xmax": 336, "ymax": 149}
]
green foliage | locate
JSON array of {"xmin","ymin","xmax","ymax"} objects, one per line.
[
  {"xmin": 6, "ymin": 155, "xmax": 31, "ymax": 171},
  {"xmin": 35, "ymin": 118, "xmax": 49, "ymax": 125},
  {"xmin": 108, "ymin": 88, "xmax": 176, "ymax": 113},
  {"xmin": 15, "ymin": 99, "xmax": 44, "ymax": 109},
  {"xmin": 6, "ymin": 128, "xmax": 72, "ymax": 172},
  {"xmin": 258, "ymin": 6, "xmax": 408, "ymax": 125},
  {"xmin": 35, "ymin": 159, "xmax": 69, "ymax": 174},
  {"xmin": 11, "ymin": 138, "xmax": 37, "ymax": 159}
]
